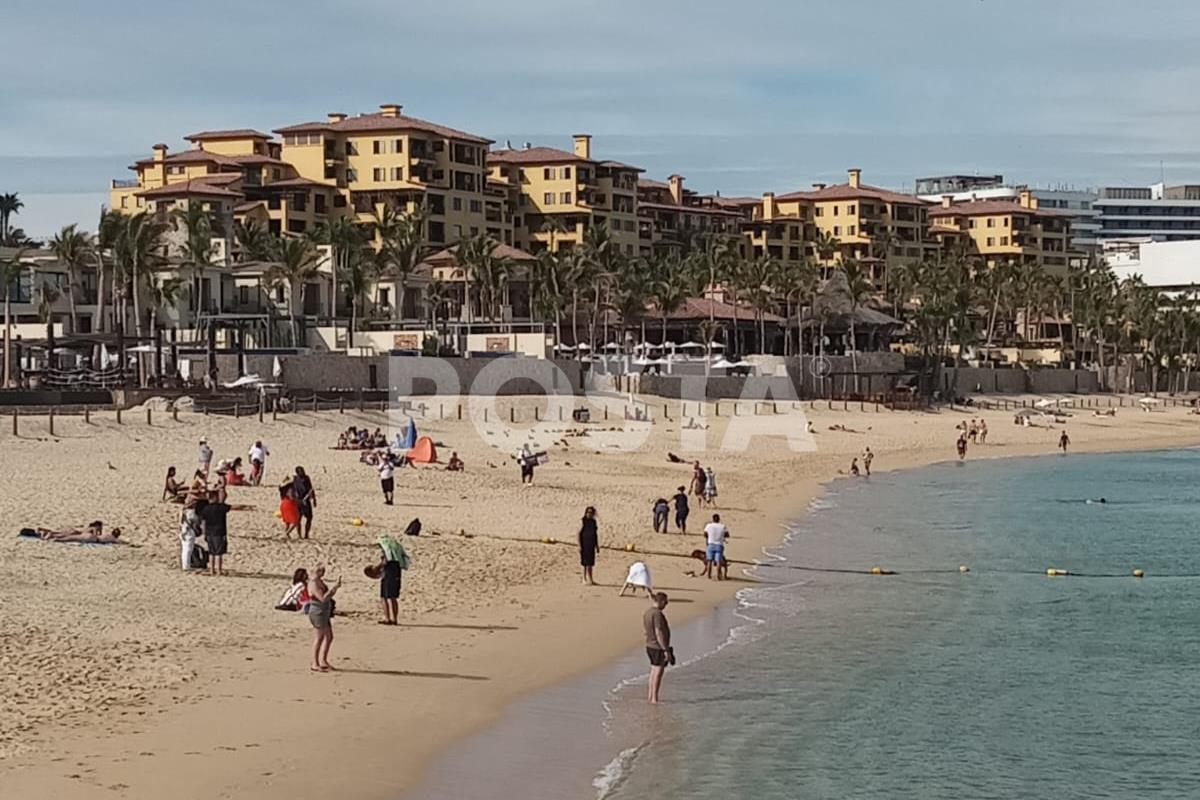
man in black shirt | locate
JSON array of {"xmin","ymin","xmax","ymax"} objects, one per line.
[
  {"xmin": 292, "ymin": 466, "xmax": 317, "ymax": 539},
  {"xmin": 672, "ymin": 486, "xmax": 690, "ymax": 534},
  {"xmin": 198, "ymin": 490, "xmax": 231, "ymax": 576}
]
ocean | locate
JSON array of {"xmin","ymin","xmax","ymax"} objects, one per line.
[{"xmin": 408, "ymin": 449, "xmax": 1200, "ymax": 800}]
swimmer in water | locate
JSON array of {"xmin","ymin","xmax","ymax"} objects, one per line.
[{"xmin": 1085, "ymin": 497, "xmax": 1107, "ymax": 504}]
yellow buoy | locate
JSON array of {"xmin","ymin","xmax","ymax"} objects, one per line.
[
  {"xmin": 1046, "ymin": 568, "xmax": 1067, "ymax": 576},
  {"xmin": 1133, "ymin": 569, "xmax": 1145, "ymax": 578},
  {"xmin": 273, "ymin": 509, "xmax": 283, "ymax": 519},
  {"xmin": 871, "ymin": 567, "xmax": 883, "ymax": 575},
  {"xmin": 539, "ymin": 537, "xmax": 549, "ymax": 544},
  {"xmin": 351, "ymin": 518, "xmax": 364, "ymax": 527},
  {"xmin": 548, "ymin": 537, "xmax": 558, "ymax": 545},
  {"xmin": 626, "ymin": 543, "xmax": 636, "ymax": 552},
  {"xmin": 959, "ymin": 565, "xmax": 970, "ymax": 573}
]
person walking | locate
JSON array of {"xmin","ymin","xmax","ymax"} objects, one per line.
[
  {"xmin": 578, "ymin": 506, "xmax": 600, "ymax": 585},
  {"xmin": 863, "ymin": 447, "xmax": 874, "ymax": 476},
  {"xmin": 644, "ymin": 592, "xmax": 673, "ymax": 704},
  {"xmin": 248, "ymin": 440, "xmax": 270, "ymax": 486},
  {"xmin": 292, "ymin": 466, "xmax": 316, "ymax": 538},
  {"xmin": 379, "ymin": 457, "xmax": 396, "ymax": 505},
  {"xmin": 518, "ymin": 444, "xmax": 536, "ymax": 486},
  {"xmin": 197, "ymin": 437, "xmax": 213, "ymax": 479},
  {"xmin": 652, "ymin": 497, "xmax": 670, "ymax": 533},
  {"xmin": 703, "ymin": 513, "xmax": 729, "ymax": 580},
  {"xmin": 690, "ymin": 461, "xmax": 707, "ymax": 507},
  {"xmin": 978, "ymin": 420, "xmax": 988, "ymax": 445},
  {"xmin": 306, "ymin": 566, "xmax": 341, "ymax": 672},
  {"xmin": 1059, "ymin": 430, "xmax": 1070, "ymax": 453},
  {"xmin": 673, "ymin": 485, "xmax": 690, "ymax": 534},
  {"xmin": 703, "ymin": 467, "xmax": 718, "ymax": 507}
]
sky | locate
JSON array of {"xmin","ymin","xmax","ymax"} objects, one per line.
[{"xmin": 4, "ymin": 0, "xmax": 1200, "ymax": 236}]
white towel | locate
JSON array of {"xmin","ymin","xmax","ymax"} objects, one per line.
[{"xmin": 625, "ymin": 561, "xmax": 652, "ymax": 589}]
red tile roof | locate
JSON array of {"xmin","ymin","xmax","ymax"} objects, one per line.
[
  {"xmin": 487, "ymin": 146, "xmax": 591, "ymax": 165},
  {"xmin": 184, "ymin": 129, "xmax": 272, "ymax": 142},
  {"xmin": 599, "ymin": 159, "xmax": 644, "ymax": 173},
  {"xmin": 928, "ymin": 199, "xmax": 1073, "ymax": 218},
  {"xmin": 262, "ymin": 177, "xmax": 332, "ymax": 190},
  {"xmin": 423, "ymin": 242, "xmax": 538, "ymax": 265},
  {"xmin": 132, "ymin": 149, "xmax": 245, "ymax": 170},
  {"xmin": 639, "ymin": 178, "xmax": 670, "ymax": 190},
  {"xmin": 274, "ymin": 112, "xmax": 491, "ymax": 144},
  {"xmin": 231, "ymin": 153, "xmax": 288, "ymax": 166},
  {"xmin": 778, "ymin": 182, "xmax": 927, "ymax": 206},
  {"xmin": 660, "ymin": 297, "xmax": 783, "ymax": 323},
  {"xmin": 136, "ymin": 179, "xmax": 244, "ymax": 199},
  {"xmin": 638, "ymin": 201, "xmax": 743, "ymax": 217}
]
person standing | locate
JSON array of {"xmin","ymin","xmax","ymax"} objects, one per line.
[
  {"xmin": 1059, "ymin": 430, "xmax": 1070, "ymax": 453},
  {"xmin": 578, "ymin": 506, "xmax": 600, "ymax": 585},
  {"xmin": 197, "ymin": 437, "xmax": 213, "ymax": 479},
  {"xmin": 379, "ymin": 457, "xmax": 396, "ymax": 505},
  {"xmin": 306, "ymin": 566, "xmax": 341, "ymax": 672},
  {"xmin": 643, "ymin": 592, "xmax": 673, "ymax": 704},
  {"xmin": 377, "ymin": 535, "xmax": 408, "ymax": 625},
  {"xmin": 703, "ymin": 513, "xmax": 729, "ymax": 580},
  {"xmin": 703, "ymin": 467, "xmax": 718, "ymax": 507},
  {"xmin": 956, "ymin": 433, "xmax": 968, "ymax": 461},
  {"xmin": 691, "ymin": 461, "xmax": 707, "ymax": 507},
  {"xmin": 198, "ymin": 489, "xmax": 231, "ymax": 576},
  {"xmin": 978, "ymin": 420, "xmax": 988, "ymax": 445},
  {"xmin": 292, "ymin": 466, "xmax": 316, "ymax": 538},
  {"xmin": 248, "ymin": 440, "xmax": 269, "ymax": 486},
  {"xmin": 518, "ymin": 444, "xmax": 536, "ymax": 486},
  {"xmin": 179, "ymin": 503, "xmax": 203, "ymax": 571},
  {"xmin": 863, "ymin": 447, "xmax": 874, "ymax": 476},
  {"xmin": 672, "ymin": 485, "xmax": 690, "ymax": 534}
]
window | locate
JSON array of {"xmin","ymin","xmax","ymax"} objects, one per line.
[
  {"xmin": 561, "ymin": 166, "xmax": 572, "ymax": 179},
  {"xmin": 379, "ymin": 288, "xmax": 390, "ymax": 306},
  {"xmin": 470, "ymin": 226, "xmax": 479, "ymax": 236},
  {"xmin": 469, "ymin": 199, "xmax": 482, "ymax": 213},
  {"xmin": 560, "ymin": 192, "xmax": 572, "ymax": 204},
  {"xmin": 848, "ymin": 225, "xmax": 856, "ymax": 235},
  {"xmin": 275, "ymin": 285, "xmax": 285, "ymax": 303},
  {"xmin": 392, "ymin": 167, "xmax": 403, "ymax": 181},
  {"xmin": 815, "ymin": 207, "xmax": 823, "ymax": 217},
  {"xmin": 986, "ymin": 218, "xmax": 995, "ymax": 228},
  {"xmin": 986, "ymin": 237, "xmax": 995, "ymax": 247},
  {"xmin": 315, "ymin": 194, "xmax": 326, "ymax": 213},
  {"xmin": 833, "ymin": 226, "xmax": 841, "ymax": 235},
  {"xmin": 334, "ymin": 194, "xmax": 347, "ymax": 208},
  {"xmin": 833, "ymin": 206, "xmax": 839, "ymax": 216},
  {"xmin": 373, "ymin": 167, "xmax": 384, "ymax": 181},
  {"xmin": 1000, "ymin": 236, "xmax": 1009, "ymax": 245},
  {"xmin": 288, "ymin": 219, "xmax": 307, "ymax": 233},
  {"xmin": 543, "ymin": 192, "xmax": 554, "ymax": 205},
  {"xmin": 273, "ymin": 168, "xmax": 282, "ymax": 181},
  {"xmin": 626, "ymin": 244, "xmax": 634, "ymax": 256},
  {"xmin": 120, "ymin": 196, "xmax": 128, "ymax": 209},
  {"xmin": 373, "ymin": 140, "xmax": 383, "ymax": 154},
  {"xmin": 453, "ymin": 224, "xmax": 463, "ymax": 239},
  {"xmin": 543, "ymin": 168, "xmax": 553, "ymax": 180},
  {"xmin": 346, "ymin": 168, "xmax": 357, "ymax": 183},
  {"xmin": 968, "ymin": 219, "xmax": 976, "ymax": 228},
  {"xmin": 452, "ymin": 197, "xmax": 463, "ymax": 211},
  {"xmin": 848, "ymin": 204, "xmax": 856, "ymax": 215},
  {"xmin": 513, "ymin": 216, "xmax": 522, "ymax": 227},
  {"xmin": 238, "ymin": 286, "xmax": 250, "ymax": 306},
  {"xmin": 345, "ymin": 141, "xmax": 357, "ymax": 156}
]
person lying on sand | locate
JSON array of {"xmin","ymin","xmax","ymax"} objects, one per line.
[
  {"xmin": 38, "ymin": 521, "xmax": 123, "ymax": 544},
  {"xmin": 682, "ymin": 417, "xmax": 707, "ymax": 430},
  {"xmin": 828, "ymin": 424, "xmax": 863, "ymax": 433}
]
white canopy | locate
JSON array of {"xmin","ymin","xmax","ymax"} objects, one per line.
[
  {"xmin": 678, "ymin": 341, "xmax": 706, "ymax": 349},
  {"xmin": 602, "ymin": 342, "xmax": 622, "ymax": 351},
  {"xmin": 711, "ymin": 358, "xmax": 736, "ymax": 369},
  {"xmin": 553, "ymin": 343, "xmax": 576, "ymax": 351},
  {"xmin": 730, "ymin": 360, "xmax": 754, "ymax": 368},
  {"xmin": 1138, "ymin": 396, "xmax": 1163, "ymax": 405},
  {"xmin": 1034, "ymin": 398, "xmax": 1058, "ymax": 409},
  {"xmin": 223, "ymin": 374, "xmax": 263, "ymax": 388}
]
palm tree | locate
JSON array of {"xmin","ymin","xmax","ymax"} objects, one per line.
[
  {"xmin": 651, "ymin": 253, "xmax": 689, "ymax": 350},
  {"xmin": 267, "ymin": 236, "xmax": 321, "ymax": 346},
  {"xmin": 426, "ymin": 276, "xmax": 451, "ymax": 341},
  {"xmin": 113, "ymin": 212, "xmax": 168, "ymax": 383},
  {"xmin": 234, "ymin": 219, "xmax": 275, "ymax": 263},
  {"xmin": 740, "ymin": 254, "xmax": 777, "ymax": 354},
  {"xmin": 813, "ymin": 229, "xmax": 839, "ymax": 274},
  {"xmin": 581, "ymin": 223, "xmax": 616, "ymax": 353},
  {"xmin": 339, "ymin": 246, "xmax": 373, "ymax": 346},
  {"xmin": 839, "ymin": 257, "xmax": 874, "ymax": 384},
  {"xmin": 456, "ymin": 233, "xmax": 513, "ymax": 322},
  {"xmin": 0, "ymin": 249, "xmax": 28, "ymax": 386},
  {"xmin": 373, "ymin": 203, "xmax": 427, "ymax": 320},
  {"xmin": 174, "ymin": 202, "xmax": 215, "ymax": 319},
  {"xmin": 976, "ymin": 259, "xmax": 1017, "ymax": 353},
  {"xmin": 50, "ymin": 223, "xmax": 94, "ymax": 335},
  {"xmin": 533, "ymin": 250, "xmax": 568, "ymax": 348},
  {"xmin": 95, "ymin": 209, "xmax": 123, "ymax": 334},
  {"xmin": 312, "ymin": 216, "xmax": 369, "ymax": 320},
  {"xmin": 0, "ymin": 193, "xmax": 23, "ymax": 245},
  {"xmin": 147, "ymin": 276, "xmax": 185, "ymax": 377}
]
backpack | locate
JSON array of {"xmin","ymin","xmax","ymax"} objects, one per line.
[
  {"xmin": 190, "ymin": 544, "xmax": 209, "ymax": 569},
  {"xmin": 404, "ymin": 518, "xmax": 422, "ymax": 537}
]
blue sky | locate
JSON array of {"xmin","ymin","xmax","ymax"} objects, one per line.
[{"xmin": 4, "ymin": 0, "xmax": 1200, "ymax": 235}]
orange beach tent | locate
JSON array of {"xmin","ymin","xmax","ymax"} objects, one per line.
[{"xmin": 408, "ymin": 436, "xmax": 438, "ymax": 464}]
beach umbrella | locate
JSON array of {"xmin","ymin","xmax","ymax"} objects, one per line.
[
  {"xmin": 576, "ymin": 343, "xmax": 591, "ymax": 350},
  {"xmin": 602, "ymin": 342, "xmax": 622, "ymax": 351},
  {"xmin": 553, "ymin": 343, "xmax": 576, "ymax": 352},
  {"xmin": 679, "ymin": 341, "xmax": 705, "ymax": 349},
  {"xmin": 711, "ymin": 358, "xmax": 736, "ymax": 369},
  {"xmin": 1034, "ymin": 398, "xmax": 1058, "ymax": 409},
  {"xmin": 730, "ymin": 360, "xmax": 754, "ymax": 368}
]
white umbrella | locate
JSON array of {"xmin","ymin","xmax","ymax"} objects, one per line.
[
  {"xmin": 708, "ymin": 341, "xmax": 725, "ymax": 350},
  {"xmin": 730, "ymin": 360, "xmax": 754, "ymax": 368},
  {"xmin": 632, "ymin": 357, "xmax": 654, "ymax": 366},
  {"xmin": 711, "ymin": 358, "xmax": 736, "ymax": 369},
  {"xmin": 223, "ymin": 374, "xmax": 263, "ymax": 389},
  {"xmin": 1034, "ymin": 398, "xmax": 1057, "ymax": 409},
  {"xmin": 575, "ymin": 343, "xmax": 591, "ymax": 350},
  {"xmin": 679, "ymin": 341, "xmax": 705, "ymax": 349},
  {"xmin": 554, "ymin": 343, "xmax": 576, "ymax": 352},
  {"xmin": 602, "ymin": 342, "xmax": 622, "ymax": 351},
  {"xmin": 272, "ymin": 356, "xmax": 283, "ymax": 378}
]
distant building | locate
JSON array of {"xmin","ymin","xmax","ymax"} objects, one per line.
[
  {"xmin": 927, "ymin": 190, "xmax": 1077, "ymax": 274},
  {"xmin": 1103, "ymin": 239, "xmax": 1200, "ymax": 294},
  {"xmin": 1095, "ymin": 183, "xmax": 1200, "ymax": 244},
  {"xmin": 915, "ymin": 175, "xmax": 1005, "ymax": 196}
]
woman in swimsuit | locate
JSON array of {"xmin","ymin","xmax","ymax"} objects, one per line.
[
  {"xmin": 306, "ymin": 566, "xmax": 341, "ymax": 672},
  {"xmin": 163, "ymin": 467, "xmax": 183, "ymax": 502}
]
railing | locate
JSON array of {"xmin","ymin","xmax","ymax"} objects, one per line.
[{"xmin": 111, "ymin": 179, "xmax": 138, "ymax": 189}]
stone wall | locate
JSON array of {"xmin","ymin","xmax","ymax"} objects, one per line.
[{"xmin": 944, "ymin": 367, "xmax": 1101, "ymax": 395}]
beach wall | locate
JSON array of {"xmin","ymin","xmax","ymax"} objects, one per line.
[
  {"xmin": 185, "ymin": 354, "xmax": 584, "ymax": 396},
  {"xmin": 945, "ymin": 368, "xmax": 1101, "ymax": 395}
]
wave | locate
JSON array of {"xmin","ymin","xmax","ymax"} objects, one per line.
[{"xmin": 593, "ymin": 743, "xmax": 645, "ymax": 800}]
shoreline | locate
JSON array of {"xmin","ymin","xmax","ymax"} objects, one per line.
[{"xmin": 2, "ymin": 398, "xmax": 1199, "ymax": 799}]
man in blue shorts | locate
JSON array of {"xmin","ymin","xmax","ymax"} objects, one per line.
[{"xmin": 703, "ymin": 513, "xmax": 729, "ymax": 580}]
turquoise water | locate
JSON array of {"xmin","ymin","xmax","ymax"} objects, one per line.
[{"xmin": 600, "ymin": 449, "xmax": 1200, "ymax": 799}]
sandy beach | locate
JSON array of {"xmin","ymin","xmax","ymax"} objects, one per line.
[{"xmin": 2, "ymin": 394, "xmax": 1198, "ymax": 799}]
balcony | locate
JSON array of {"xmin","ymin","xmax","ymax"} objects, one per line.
[{"xmin": 111, "ymin": 178, "xmax": 138, "ymax": 189}]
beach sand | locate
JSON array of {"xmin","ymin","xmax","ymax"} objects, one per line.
[{"xmin": 1, "ymin": 395, "xmax": 1197, "ymax": 798}]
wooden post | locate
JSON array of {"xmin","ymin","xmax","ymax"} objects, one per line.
[
  {"xmin": 234, "ymin": 403, "xmax": 240, "ymax": 418},
  {"xmin": 358, "ymin": 389, "xmax": 364, "ymax": 412},
  {"xmin": 146, "ymin": 407, "xmax": 152, "ymax": 426},
  {"xmin": 85, "ymin": 406, "xmax": 91, "ymax": 424},
  {"xmin": 11, "ymin": 411, "xmax": 16, "ymax": 436},
  {"xmin": 49, "ymin": 409, "xmax": 54, "ymax": 436},
  {"xmin": 339, "ymin": 396, "xmax": 345, "ymax": 414},
  {"xmin": 258, "ymin": 403, "xmax": 264, "ymax": 423},
  {"xmin": 457, "ymin": 404, "xmax": 462, "ymax": 420},
  {"xmin": 535, "ymin": 406, "xmax": 540, "ymax": 421},
  {"xmin": 439, "ymin": 403, "xmax": 444, "ymax": 420},
  {"xmin": 715, "ymin": 402, "xmax": 721, "ymax": 417},
  {"xmin": 559, "ymin": 406, "xmax": 564, "ymax": 421},
  {"xmin": 604, "ymin": 405, "xmax": 609, "ymax": 421},
  {"xmin": 312, "ymin": 396, "xmax": 318, "ymax": 412},
  {"xmin": 172, "ymin": 407, "xmax": 178, "ymax": 423},
  {"xmin": 772, "ymin": 401, "xmax": 778, "ymax": 414},
  {"xmin": 510, "ymin": 407, "xmax": 515, "ymax": 423},
  {"xmin": 664, "ymin": 403, "xmax": 669, "ymax": 420},
  {"xmin": 484, "ymin": 407, "xmax": 489, "ymax": 422},
  {"xmin": 117, "ymin": 407, "xmax": 123, "ymax": 423}
]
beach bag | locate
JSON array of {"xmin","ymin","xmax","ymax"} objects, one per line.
[
  {"xmin": 404, "ymin": 518, "xmax": 422, "ymax": 537},
  {"xmin": 190, "ymin": 544, "xmax": 209, "ymax": 570}
]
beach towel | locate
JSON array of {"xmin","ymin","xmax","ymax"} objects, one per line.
[
  {"xmin": 17, "ymin": 529, "xmax": 120, "ymax": 546},
  {"xmin": 625, "ymin": 561, "xmax": 652, "ymax": 589},
  {"xmin": 378, "ymin": 535, "xmax": 410, "ymax": 569}
]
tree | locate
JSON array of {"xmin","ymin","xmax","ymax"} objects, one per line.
[
  {"xmin": 581, "ymin": 223, "xmax": 616, "ymax": 353},
  {"xmin": 426, "ymin": 277, "xmax": 451, "ymax": 342},
  {"xmin": 456, "ymin": 233, "xmax": 513, "ymax": 322},
  {"xmin": 312, "ymin": 216, "xmax": 369, "ymax": 319},
  {"xmin": 234, "ymin": 219, "xmax": 275, "ymax": 262},
  {"xmin": 1, "ymin": 249, "xmax": 29, "ymax": 386},
  {"xmin": 651, "ymin": 253, "xmax": 689, "ymax": 349},
  {"xmin": 740, "ymin": 254, "xmax": 777, "ymax": 354},
  {"xmin": 339, "ymin": 246, "xmax": 373, "ymax": 345},
  {"xmin": 95, "ymin": 209, "xmax": 124, "ymax": 334},
  {"xmin": 174, "ymin": 202, "xmax": 215, "ymax": 319},
  {"xmin": 814, "ymin": 229, "xmax": 839, "ymax": 271},
  {"xmin": 0, "ymin": 192, "xmax": 23, "ymax": 245},
  {"xmin": 147, "ymin": 276, "xmax": 185, "ymax": 376},
  {"xmin": 50, "ymin": 223, "xmax": 94, "ymax": 335},
  {"xmin": 112, "ymin": 212, "xmax": 168, "ymax": 383},
  {"xmin": 372, "ymin": 203, "xmax": 427, "ymax": 320},
  {"xmin": 267, "ymin": 236, "xmax": 321, "ymax": 346},
  {"xmin": 975, "ymin": 259, "xmax": 1017, "ymax": 353},
  {"xmin": 533, "ymin": 250, "xmax": 568, "ymax": 349}
]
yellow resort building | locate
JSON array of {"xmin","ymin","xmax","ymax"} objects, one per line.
[
  {"xmin": 927, "ymin": 190, "xmax": 1076, "ymax": 273},
  {"xmin": 486, "ymin": 135, "xmax": 642, "ymax": 256},
  {"xmin": 636, "ymin": 174, "xmax": 751, "ymax": 257}
]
